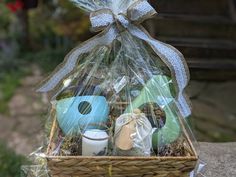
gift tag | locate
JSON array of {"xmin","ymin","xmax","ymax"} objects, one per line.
[
  {"xmin": 115, "ymin": 120, "xmax": 136, "ymax": 150},
  {"xmin": 113, "ymin": 76, "xmax": 129, "ymax": 93}
]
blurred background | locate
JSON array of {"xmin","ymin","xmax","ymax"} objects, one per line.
[{"xmin": 0, "ymin": 0, "xmax": 235, "ymax": 176}]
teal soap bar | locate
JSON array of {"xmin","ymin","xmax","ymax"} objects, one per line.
[{"xmin": 56, "ymin": 96, "xmax": 109, "ymax": 135}]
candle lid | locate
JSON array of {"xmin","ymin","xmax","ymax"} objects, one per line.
[{"xmin": 83, "ymin": 129, "xmax": 109, "ymax": 141}]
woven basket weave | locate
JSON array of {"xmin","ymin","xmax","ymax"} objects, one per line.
[
  {"xmin": 46, "ymin": 103, "xmax": 198, "ymax": 177},
  {"xmin": 47, "ymin": 156, "xmax": 197, "ymax": 177}
]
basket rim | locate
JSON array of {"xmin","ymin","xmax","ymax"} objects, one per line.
[{"xmin": 46, "ymin": 155, "xmax": 198, "ymax": 161}]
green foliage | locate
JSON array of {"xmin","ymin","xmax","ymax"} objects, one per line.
[
  {"xmin": 28, "ymin": 0, "xmax": 90, "ymax": 47},
  {"xmin": 0, "ymin": 4, "xmax": 12, "ymax": 38},
  {"xmin": 19, "ymin": 48, "xmax": 68, "ymax": 73},
  {"xmin": 0, "ymin": 0, "xmax": 91, "ymax": 115},
  {"xmin": 0, "ymin": 46, "xmax": 68, "ymax": 114},
  {"xmin": 0, "ymin": 0, "xmax": 91, "ymax": 51},
  {"xmin": 0, "ymin": 142, "xmax": 28, "ymax": 177},
  {"xmin": 0, "ymin": 70, "xmax": 25, "ymax": 114}
]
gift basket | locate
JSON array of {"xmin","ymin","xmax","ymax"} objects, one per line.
[{"xmin": 33, "ymin": 0, "xmax": 199, "ymax": 176}]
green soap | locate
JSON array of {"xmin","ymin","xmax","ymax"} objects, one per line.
[
  {"xmin": 152, "ymin": 104, "xmax": 180, "ymax": 150},
  {"xmin": 125, "ymin": 75, "xmax": 180, "ymax": 148}
]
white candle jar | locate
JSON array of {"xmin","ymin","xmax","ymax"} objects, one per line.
[{"xmin": 82, "ymin": 129, "xmax": 109, "ymax": 156}]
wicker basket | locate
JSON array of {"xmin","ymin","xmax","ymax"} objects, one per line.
[{"xmin": 46, "ymin": 102, "xmax": 198, "ymax": 177}]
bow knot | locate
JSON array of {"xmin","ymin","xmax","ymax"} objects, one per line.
[{"xmin": 90, "ymin": 0, "xmax": 157, "ymax": 32}]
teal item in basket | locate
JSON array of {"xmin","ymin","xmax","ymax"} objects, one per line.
[
  {"xmin": 125, "ymin": 75, "xmax": 181, "ymax": 147},
  {"xmin": 56, "ymin": 96, "xmax": 109, "ymax": 135}
]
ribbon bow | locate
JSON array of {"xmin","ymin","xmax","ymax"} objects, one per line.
[
  {"xmin": 37, "ymin": 0, "xmax": 191, "ymax": 118},
  {"xmin": 90, "ymin": 1, "xmax": 156, "ymax": 32}
]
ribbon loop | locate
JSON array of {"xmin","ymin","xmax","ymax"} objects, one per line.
[
  {"xmin": 127, "ymin": 0, "xmax": 157, "ymax": 23},
  {"xmin": 90, "ymin": 9, "xmax": 114, "ymax": 32}
]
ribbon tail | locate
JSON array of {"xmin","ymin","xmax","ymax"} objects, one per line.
[
  {"xmin": 128, "ymin": 25, "xmax": 191, "ymax": 118},
  {"xmin": 37, "ymin": 27, "xmax": 118, "ymax": 93},
  {"xmin": 176, "ymin": 92, "xmax": 192, "ymax": 118}
]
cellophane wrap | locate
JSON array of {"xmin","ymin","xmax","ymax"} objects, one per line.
[{"xmin": 24, "ymin": 0, "xmax": 207, "ymax": 176}]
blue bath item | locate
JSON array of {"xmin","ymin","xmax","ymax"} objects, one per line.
[{"xmin": 56, "ymin": 96, "xmax": 109, "ymax": 135}]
